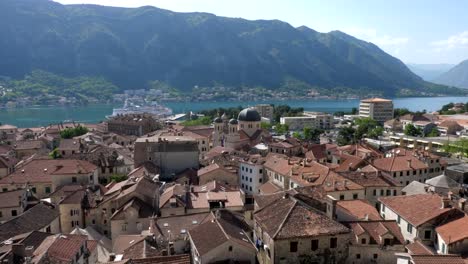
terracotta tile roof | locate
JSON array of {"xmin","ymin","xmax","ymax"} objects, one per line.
[
  {"xmin": 379, "ymin": 194, "xmax": 464, "ymax": 227},
  {"xmin": 336, "ymin": 200, "xmax": 382, "ymax": 220},
  {"xmin": 122, "ymin": 239, "xmax": 160, "ymax": 259},
  {"xmin": 340, "ymin": 171, "xmax": 401, "ymax": 187},
  {"xmin": 0, "ymin": 189, "xmax": 26, "ymax": 208},
  {"xmin": 258, "ymin": 181, "xmax": 281, "ymax": 194},
  {"xmin": 58, "ymin": 139, "xmax": 82, "ymax": 151},
  {"xmin": 113, "ymin": 235, "xmax": 146, "ymax": 254},
  {"xmin": 155, "ymin": 213, "xmax": 211, "ymax": 241},
  {"xmin": 159, "ymin": 184, "xmax": 187, "ymax": 208},
  {"xmin": 400, "ymin": 114, "xmax": 431, "ymax": 122},
  {"xmin": 406, "ymin": 240, "xmax": 435, "ymax": 255},
  {"xmin": 254, "ymin": 194, "xmax": 349, "ymax": 240},
  {"xmin": 47, "ymin": 234, "xmax": 88, "ymax": 262},
  {"xmin": 191, "ymin": 181, "xmax": 236, "ymax": 193},
  {"xmin": 334, "ymin": 153, "xmax": 366, "ymax": 172},
  {"xmin": 189, "ymin": 211, "xmax": 254, "ymax": 256},
  {"xmin": 131, "ymin": 254, "xmax": 191, "ymax": 264},
  {"xmin": 13, "ymin": 140, "xmax": 45, "ymax": 150},
  {"xmin": 439, "ymin": 120, "xmax": 463, "ymax": 130},
  {"xmin": 0, "ymin": 203, "xmax": 59, "ymax": 241},
  {"xmin": 373, "ymin": 155, "xmax": 428, "ymax": 172},
  {"xmin": 411, "ymin": 255, "xmax": 465, "ymax": 264},
  {"xmin": 111, "ymin": 198, "xmax": 155, "ymax": 220},
  {"xmin": 436, "ymin": 215, "xmax": 468, "ymax": 244},
  {"xmin": 188, "ymin": 190, "xmax": 244, "ymax": 210},
  {"xmin": 305, "ymin": 144, "xmax": 327, "ymax": 161},
  {"xmin": 203, "ymin": 146, "xmax": 235, "ymax": 160},
  {"xmin": 0, "ymin": 159, "xmax": 97, "ymax": 184},
  {"xmin": 348, "ymin": 220, "xmax": 404, "ymax": 245}
]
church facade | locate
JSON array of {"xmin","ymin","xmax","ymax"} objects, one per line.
[{"xmin": 212, "ymin": 108, "xmax": 266, "ymax": 150}]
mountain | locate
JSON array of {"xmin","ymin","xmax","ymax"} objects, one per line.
[
  {"xmin": 0, "ymin": 0, "xmax": 462, "ymax": 96},
  {"xmin": 406, "ymin": 63, "xmax": 455, "ymax": 81},
  {"xmin": 433, "ymin": 60, "xmax": 468, "ymax": 89}
]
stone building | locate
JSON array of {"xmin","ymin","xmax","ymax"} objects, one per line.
[
  {"xmin": 107, "ymin": 114, "xmax": 160, "ymax": 136},
  {"xmin": 254, "ymin": 192, "xmax": 350, "ymax": 264},
  {"xmin": 134, "ymin": 135, "xmax": 199, "ymax": 180}
]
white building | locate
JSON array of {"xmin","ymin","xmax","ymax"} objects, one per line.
[
  {"xmin": 239, "ymin": 155, "xmax": 265, "ymax": 195},
  {"xmin": 359, "ymin": 98, "xmax": 394, "ymax": 123},
  {"xmin": 280, "ymin": 112, "xmax": 333, "ymax": 131}
]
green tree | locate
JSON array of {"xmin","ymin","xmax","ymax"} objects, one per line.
[
  {"xmin": 404, "ymin": 123, "xmax": 422, "ymax": 137},
  {"xmin": 337, "ymin": 126, "xmax": 356, "ymax": 146},
  {"xmin": 49, "ymin": 148, "xmax": 61, "ymax": 159},
  {"xmin": 261, "ymin": 122, "xmax": 272, "ymax": 130},
  {"xmin": 443, "ymin": 138, "xmax": 468, "ymax": 157},
  {"xmin": 274, "ymin": 124, "xmax": 289, "ymax": 134},
  {"xmin": 109, "ymin": 173, "xmax": 128, "ymax": 183},
  {"xmin": 426, "ymin": 127, "xmax": 440, "ymax": 137},
  {"xmin": 394, "ymin": 108, "xmax": 411, "ymax": 118},
  {"xmin": 181, "ymin": 116, "xmax": 212, "ymax": 126},
  {"xmin": 303, "ymin": 127, "xmax": 323, "ymax": 142},
  {"xmin": 292, "ymin": 131, "xmax": 303, "ymax": 140},
  {"xmin": 60, "ymin": 125, "xmax": 89, "ymax": 139},
  {"xmin": 354, "ymin": 117, "xmax": 381, "ymax": 139}
]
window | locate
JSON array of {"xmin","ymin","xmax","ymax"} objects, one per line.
[
  {"xmin": 250, "ymin": 169, "xmax": 252, "ymax": 173},
  {"xmin": 380, "ymin": 190, "xmax": 384, "ymax": 196},
  {"xmin": 31, "ymin": 187, "xmax": 36, "ymax": 193},
  {"xmin": 249, "ymin": 178, "xmax": 252, "ymax": 182},
  {"xmin": 361, "ymin": 238, "xmax": 366, "ymax": 244},
  {"xmin": 339, "ymin": 195, "xmax": 344, "ymax": 200},
  {"xmin": 228, "ymin": 246, "xmax": 233, "ymax": 251},
  {"xmin": 11, "ymin": 210, "xmax": 17, "ymax": 216},
  {"xmin": 373, "ymin": 189, "xmax": 377, "ymax": 196},
  {"xmin": 442, "ymin": 243, "xmax": 446, "ymax": 254},
  {"xmin": 424, "ymin": 230, "xmax": 431, "ymax": 240},
  {"xmin": 259, "ymin": 178, "xmax": 262, "ymax": 183},
  {"xmin": 311, "ymin": 239, "xmax": 319, "ymax": 251},
  {"xmin": 242, "ymin": 175, "xmax": 244, "ymax": 180},
  {"xmin": 373, "ymin": 254, "xmax": 378, "ymax": 259},
  {"xmin": 407, "ymin": 223, "xmax": 413, "ymax": 234},
  {"xmin": 353, "ymin": 193, "xmax": 358, "ymax": 199},
  {"xmin": 393, "ymin": 190, "xmax": 397, "ymax": 196},
  {"xmin": 386, "ymin": 190, "xmax": 391, "ymax": 196},
  {"xmin": 413, "ymin": 170, "xmax": 416, "ymax": 175},
  {"xmin": 406, "ymin": 171, "xmax": 410, "ymax": 176},
  {"xmin": 397, "ymin": 216, "xmax": 401, "ymax": 224},
  {"xmin": 46, "ymin": 226, "xmax": 51, "ymax": 233},
  {"xmin": 290, "ymin": 241, "xmax": 298, "ymax": 252},
  {"xmin": 0, "ymin": 212, "xmax": 2, "ymax": 218},
  {"xmin": 330, "ymin": 237, "xmax": 337, "ymax": 248},
  {"xmin": 89, "ymin": 175, "xmax": 93, "ymax": 181},
  {"xmin": 122, "ymin": 224, "xmax": 127, "ymax": 231},
  {"xmin": 384, "ymin": 238, "xmax": 391, "ymax": 246},
  {"xmin": 45, "ymin": 187, "xmax": 51, "ymax": 194},
  {"xmin": 259, "ymin": 169, "xmax": 263, "ymax": 174},
  {"xmin": 2, "ymin": 188, "xmax": 7, "ymax": 192},
  {"xmin": 356, "ymin": 254, "xmax": 361, "ymax": 259}
]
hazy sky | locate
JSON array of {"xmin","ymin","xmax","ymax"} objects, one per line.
[{"xmin": 54, "ymin": 0, "xmax": 468, "ymax": 65}]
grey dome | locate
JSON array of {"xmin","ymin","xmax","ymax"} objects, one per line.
[
  {"xmin": 213, "ymin": 117, "xmax": 223, "ymax": 123},
  {"xmin": 238, "ymin": 108, "xmax": 261, "ymax": 122},
  {"xmin": 229, "ymin": 119, "xmax": 238, "ymax": 125}
]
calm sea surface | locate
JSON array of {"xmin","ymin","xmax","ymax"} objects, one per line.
[{"xmin": 1, "ymin": 96, "xmax": 467, "ymax": 128}]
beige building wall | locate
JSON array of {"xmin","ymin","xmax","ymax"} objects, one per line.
[{"xmin": 59, "ymin": 203, "xmax": 84, "ymax": 234}]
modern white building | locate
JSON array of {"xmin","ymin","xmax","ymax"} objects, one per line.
[
  {"xmin": 359, "ymin": 98, "xmax": 394, "ymax": 123},
  {"xmin": 280, "ymin": 112, "xmax": 333, "ymax": 131},
  {"xmin": 239, "ymin": 155, "xmax": 265, "ymax": 195}
]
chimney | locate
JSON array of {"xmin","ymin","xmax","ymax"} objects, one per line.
[
  {"xmin": 363, "ymin": 214, "xmax": 369, "ymax": 221},
  {"xmin": 459, "ymin": 198, "xmax": 466, "ymax": 211},
  {"xmin": 441, "ymin": 196, "xmax": 451, "ymax": 209},
  {"xmin": 109, "ymin": 253, "xmax": 116, "ymax": 261},
  {"xmin": 407, "ymin": 159, "xmax": 412, "ymax": 168}
]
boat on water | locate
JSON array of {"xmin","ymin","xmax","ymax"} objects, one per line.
[{"xmin": 108, "ymin": 99, "xmax": 173, "ymax": 119}]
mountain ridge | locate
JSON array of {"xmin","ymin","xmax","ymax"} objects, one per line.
[
  {"xmin": 433, "ymin": 60, "xmax": 468, "ymax": 89},
  {"xmin": 0, "ymin": 0, "xmax": 463, "ymax": 96}
]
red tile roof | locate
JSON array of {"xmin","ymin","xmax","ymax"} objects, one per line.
[
  {"xmin": 411, "ymin": 255, "xmax": 465, "ymax": 264},
  {"xmin": 337, "ymin": 200, "xmax": 382, "ymax": 220},
  {"xmin": 47, "ymin": 234, "xmax": 88, "ymax": 262},
  {"xmin": 436, "ymin": 215, "xmax": 468, "ymax": 244},
  {"xmin": 254, "ymin": 194, "xmax": 349, "ymax": 240},
  {"xmin": 349, "ymin": 220, "xmax": 404, "ymax": 245},
  {"xmin": 0, "ymin": 159, "xmax": 97, "ymax": 184},
  {"xmin": 379, "ymin": 194, "xmax": 463, "ymax": 227}
]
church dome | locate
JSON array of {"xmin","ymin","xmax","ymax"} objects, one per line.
[
  {"xmin": 229, "ymin": 119, "xmax": 238, "ymax": 125},
  {"xmin": 213, "ymin": 117, "xmax": 223, "ymax": 123},
  {"xmin": 238, "ymin": 108, "xmax": 261, "ymax": 122}
]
